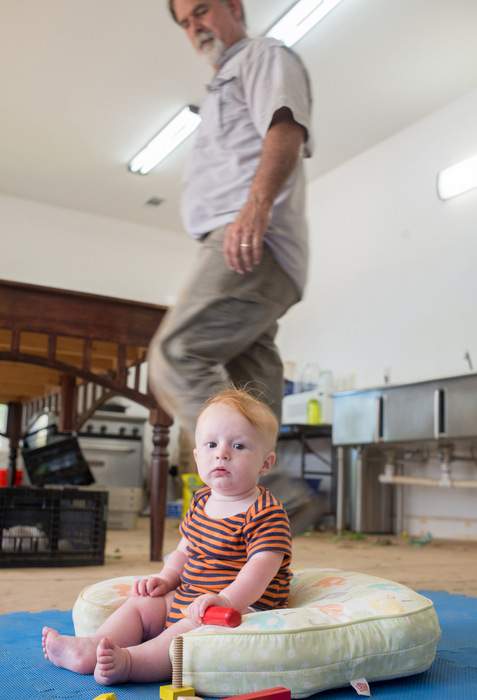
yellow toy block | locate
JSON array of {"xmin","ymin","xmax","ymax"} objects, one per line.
[
  {"xmin": 93, "ymin": 694, "xmax": 118, "ymax": 700},
  {"xmin": 160, "ymin": 685, "xmax": 196, "ymax": 700}
]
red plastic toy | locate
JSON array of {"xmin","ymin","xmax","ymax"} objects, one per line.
[
  {"xmin": 223, "ymin": 687, "xmax": 291, "ymax": 700},
  {"xmin": 202, "ymin": 606, "xmax": 242, "ymax": 627}
]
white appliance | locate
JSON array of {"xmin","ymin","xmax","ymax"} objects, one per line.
[
  {"xmin": 78, "ymin": 410, "xmax": 145, "ymax": 488},
  {"xmin": 78, "ymin": 408, "xmax": 147, "ymax": 529}
]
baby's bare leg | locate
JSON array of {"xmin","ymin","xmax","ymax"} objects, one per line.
[
  {"xmin": 94, "ymin": 617, "xmax": 198, "ymax": 685},
  {"xmin": 42, "ymin": 593, "xmax": 173, "ymax": 675},
  {"xmin": 95, "ymin": 592, "xmax": 173, "ymax": 647}
]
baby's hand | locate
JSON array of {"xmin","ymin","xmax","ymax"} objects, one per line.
[
  {"xmin": 187, "ymin": 593, "xmax": 230, "ymax": 625},
  {"xmin": 132, "ymin": 576, "xmax": 169, "ymax": 597}
]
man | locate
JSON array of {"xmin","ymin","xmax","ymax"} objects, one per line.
[{"xmin": 148, "ymin": 0, "xmax": 313, "ymax": 440}]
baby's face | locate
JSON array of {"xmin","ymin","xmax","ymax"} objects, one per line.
[{"xmin": 194, "ymin": 402, "xmax": 275, "ymax": 497}]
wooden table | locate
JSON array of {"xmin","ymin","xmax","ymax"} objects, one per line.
[{"xmin": 0, "ymin": 278, "xmax": 171, "ymax": 561}]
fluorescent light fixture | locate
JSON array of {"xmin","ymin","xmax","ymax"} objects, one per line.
[
  {"xmin": 267, "ymin": 0, "xmax": 344, "ymax": 47},
  {"xmin": 128, "ymin": 105, "xmax": 201, "ymax": 175},
  {"xmin": 129, "ymin": 3, "xmax": 343, "ymax": 173},
  {"xmin": 437, "ymin": 153, "xmax": 477, "ymax": 201}
]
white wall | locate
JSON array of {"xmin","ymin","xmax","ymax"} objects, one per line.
[
  {"xmin": 0, "ymin": 193, "xmax": 196, "ymax": 304},
  {"xmin": 278, "ymin": 87, "xmax": 477, "ymax": 540},
  {"xmin": 278, "ymin": 86, "xmax": 477, "ymax": 390}
]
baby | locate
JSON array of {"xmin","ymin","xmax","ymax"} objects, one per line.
[{"xmin": 42, "ymin": 388, "xmax": 292, "ymax": 685}]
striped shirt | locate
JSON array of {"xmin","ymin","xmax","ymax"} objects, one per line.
[{"xmin": 166, "ymin": 485, "xmax": 292, "ymax": 626}]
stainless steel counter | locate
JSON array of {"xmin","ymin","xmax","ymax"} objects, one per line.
[
  {"xmin": 332, "ymin": 373, "xmax": 477, "ymax": 532},
  {"xmin": 333, "ymin": 373, "xmax": 477, "ymax": 446}
]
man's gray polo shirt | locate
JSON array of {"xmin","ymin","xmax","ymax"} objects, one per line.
[{"xmin": 181, "ymin": 37, "xmax": 313, "ymax": 297}]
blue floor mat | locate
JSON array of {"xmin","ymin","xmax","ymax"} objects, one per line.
[{"xmin": 0, "ymin": 591, "xmax": 475, "ymax": 699}]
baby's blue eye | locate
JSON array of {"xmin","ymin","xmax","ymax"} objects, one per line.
[
  {"xmin": 206, "ymin": 441, "xmax": 217, "ymax": 448},
  {"xmin": 233, "ymin": 443, "xmax": 245, "ymax": 450}
]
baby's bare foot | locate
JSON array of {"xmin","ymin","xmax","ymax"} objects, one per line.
[
  {"xmin": 42, "ymin": 626, "xmax": 96, "ymax": 674},
  {"xmin": 94, "ymin": 637, "xmax": 132, "ymax": 685}
]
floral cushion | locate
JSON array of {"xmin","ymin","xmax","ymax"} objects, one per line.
[{"xmin": 72, "ymin": 568, "xmax": 440, "ymax": 697}]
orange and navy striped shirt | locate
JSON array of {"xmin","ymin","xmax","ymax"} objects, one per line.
[{"xmin": 166, "ymin": 485, "xmax": 292, "ymax": 626}]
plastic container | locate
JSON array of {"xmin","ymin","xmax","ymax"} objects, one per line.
[
  {"xmin": 181, "ymin": 473, "xmax": 204, "ymax": 517},
  {"xmin": 306, "ymin": 398, "xmax": 322, "ymax": 425},
  {"xmin": 166, "ymin": 499, "xmax": 183, "ymax": 518},
  {"xmin": 305, "ymin": 477, "xmax": 322, "ymax": 494},
  {"xmin": 0, "ymin": 469, "xmax": 23, "ymax": 487},
  {"xmin": 0, "ymin": 487, "xmax": 107, "ymax": 567},
  {"xmin": 296, "ymin": 362, "xmax": 320, "ymax": 393}
]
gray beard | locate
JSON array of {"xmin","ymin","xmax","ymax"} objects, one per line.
[{"xmin": 197, "ymin": 34, "xmax": 226, "ymax": 67}]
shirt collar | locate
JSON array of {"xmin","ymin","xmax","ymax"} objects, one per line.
[{"xmin": 215, "ymin": 37, "xmax": 250, "ymax": 71}]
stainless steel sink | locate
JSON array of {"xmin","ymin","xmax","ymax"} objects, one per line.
[
  {"xmin": 333, "ymin": 373, "xmax": 477, "ymax": 446},
  {"xmin": 332, "ymin": 373, "xmax": 477, "ymax": 533}
]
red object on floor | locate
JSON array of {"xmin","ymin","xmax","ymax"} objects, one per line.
[
  {"xmin": 0, "ymin": 469, "xmax": 23, "ymax": 487},
  {"xmin": 202, "ymin": 605, "xmax": 242, "ymax": 627},
  {"xmin": 223, "ymin": 687, "xmax": 291, "ymax": 700}
]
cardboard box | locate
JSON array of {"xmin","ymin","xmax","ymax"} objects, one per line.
[{"xmin": 80, "ymin": 485, "xmax": 144, "ymax": 530}]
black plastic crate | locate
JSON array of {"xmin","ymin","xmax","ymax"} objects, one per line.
[{"xmin": 0, "ymin": 487, "xmax": 108, "ymax": 567}]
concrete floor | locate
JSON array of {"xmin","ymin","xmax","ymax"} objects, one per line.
[{"xmin": 1, "ymin": 517, "xmax": 477, "ymax": 614}]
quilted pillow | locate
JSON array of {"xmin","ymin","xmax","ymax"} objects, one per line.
[{"xmin": 72, "ymin": 568, "xmax": 440, "ymax": 697}]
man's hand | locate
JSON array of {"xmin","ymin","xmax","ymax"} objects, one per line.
[
  {"xmin": 186, "ymin": 593, "xmax": 231, "ymax": 625},
  {"xmin": 223, "ymin": 196, "xmax": 271, "ymax": 274},
  {"xmin": 132, "ymin": 576, "xmax": 170, "ymax": 597}
]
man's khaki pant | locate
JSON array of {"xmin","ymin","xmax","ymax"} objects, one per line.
[{"xmin": 148, "ymin": 226, "xmax": 299, "ymax": 441}]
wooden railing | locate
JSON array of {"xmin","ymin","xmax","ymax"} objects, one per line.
[{"xmin": 0, "ymin": 279, "xmax": 171, "ymax": 561}]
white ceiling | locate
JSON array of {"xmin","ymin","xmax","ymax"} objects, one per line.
[{"xmin": 2, "ymin": 0, "xmax": 477, "ymax": 234}]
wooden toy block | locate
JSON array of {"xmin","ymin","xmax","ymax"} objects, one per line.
[
  {"xmin": 223, "ymin": 687, "xmax": 291, "ymax": 700},
  {"xmin": 93, "ymin": 693, "xmax": 118, "ymax": 700},
  {"xmin": 159, "ymin": 685, "xmax": 196, "ymax": 700},
  {"xmin": 202, "ymin": 605, "xmax": 242, "ymax": 627}
]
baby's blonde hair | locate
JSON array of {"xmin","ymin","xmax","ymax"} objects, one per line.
[{"xmin": 199, "ymin": 388, "xmax": 279, "ymax": 449}]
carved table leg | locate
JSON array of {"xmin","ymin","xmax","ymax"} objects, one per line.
[
  {"xmin": 59, "ymin": 374, "xmax": 76, "ymax": 432},
  {"xmin": 149, "ymin": 409, "xmax": 172, "ymax": 561},
  {"xmin": 6, "ymin": 401, "xmax": 22, "ymax": 487}
]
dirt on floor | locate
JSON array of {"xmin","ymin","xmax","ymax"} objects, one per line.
[{"xmin": 1, "ymin": 517, "xmax": 476, "ymax": 615}]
